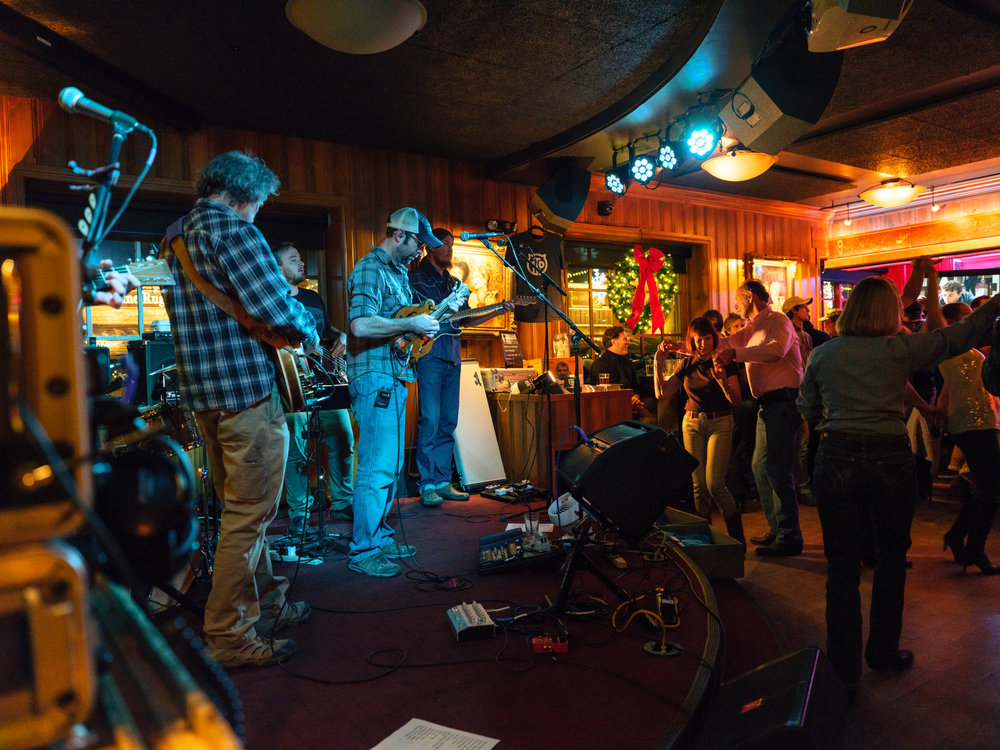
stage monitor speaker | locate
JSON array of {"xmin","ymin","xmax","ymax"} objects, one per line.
[
  {"xmin": 127, "ymin": 338, "xmax": 176, "ymax": 406},
  {"xmin": 693, "ymin": 647, "xmax": 847, "ymax": 750},
  {"xmin": 719, "ymin": 30, "xmax": 843, "ymax": 155},
  {"xmin": 528, "ymin": 161, "xmax": 590, "ymax": 233},
  {"xmin": 556, "ymin": 421, "xmax": 697, "ymax": 547}
]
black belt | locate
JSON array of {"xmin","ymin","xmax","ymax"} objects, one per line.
[
  {"xmin": 821, "ymin": 431, "xmax": 909, "ymax": 445},
  {"xmin": 684, "ymin": 410, "xmax": 732, "ymax": 420},
  {"xmin": 757, "ymin": 387, "xmax": 798, "ymax": 405}
]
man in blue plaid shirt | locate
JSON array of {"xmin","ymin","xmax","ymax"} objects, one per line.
[
  {"xmin": 162, "ymin": 151, "xmax": 319, "ymax": 667},
  {"xmin": 346, "ymin": 207, "xmax": 454, "ymax": 577}
]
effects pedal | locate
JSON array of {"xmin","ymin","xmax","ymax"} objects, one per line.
[
  {"xmin": 531, "ymin": 635, "xmax": 569, "ymax": 654},
  {"xmin": 446, "ymin": 601, "xmax": 496, "ymax": 642}
]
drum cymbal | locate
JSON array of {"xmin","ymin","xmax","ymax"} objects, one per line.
[{"xmin": 149, "ymin": 363, "xmax": 178, "ymax": 377}]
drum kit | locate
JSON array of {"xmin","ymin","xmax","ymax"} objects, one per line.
[{"xmin": 129, "ymin": 363, "xmax": 219, "ymax": 615}]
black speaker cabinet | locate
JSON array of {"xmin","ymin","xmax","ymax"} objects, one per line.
[
  {"xmin": 127, "ymin": 338, "xmax": 176, "ymax": 406},
  {"xmin": 528, "ymin": 161, "xmax": 590, "ymax": 233},
  {"xmin": 693, "ymin": 647, "xmax": 847, "ymax": 750},
  {"xmin": 556, "ymin": 421, "xmax": 697, "ymax": 547}
]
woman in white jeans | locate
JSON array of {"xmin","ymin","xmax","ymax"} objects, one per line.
[{"xmin": 655, "ymin": 317, "xmax": 744, "ymax": 546}]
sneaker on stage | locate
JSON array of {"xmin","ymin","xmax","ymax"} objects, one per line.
[
  {"xmin": 436, "ymin": 484, "xmax": 470, "ymax": 501},
  {"xmin": 348, "ymin": 551, "xmax": 402, "ymax": 577},
  {"xmin": 381, "ymin": 539, "xmax": 416, "ymax": 559}
]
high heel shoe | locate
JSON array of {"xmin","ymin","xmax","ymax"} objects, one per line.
[
  {"xmin": 962, "ymin": 553, "xmax": 1000, "ymax": 575},
  {"xmin": 943, "ymin": 532, "xmax": 965, "ymax": 564}
]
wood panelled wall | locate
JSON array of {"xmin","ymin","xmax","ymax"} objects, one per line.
[{"xmin": 1, "ymin": 94, "xmax": 829, "ymax": 363}]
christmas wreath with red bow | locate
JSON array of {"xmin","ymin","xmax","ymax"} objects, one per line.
[{"xmin": 607, "ymin": 245, "xmax": 678, "ymax": 334}]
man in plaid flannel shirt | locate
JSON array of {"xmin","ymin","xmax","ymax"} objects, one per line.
[{"xmin": 162, "ymin": 151, "xmax": 318, "ymax": 667}]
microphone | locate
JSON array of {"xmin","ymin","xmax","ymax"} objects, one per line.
[
  {"xmin": 459, "ymin": 231, "xmax": 505, "ymax": 242},
  {"xmin": 58, "ymin": 87, "xmax": 145, "ymax": 131}
]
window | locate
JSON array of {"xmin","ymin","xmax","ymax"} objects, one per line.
[{"xmin": 567, "ymin": 267, "xmax": 613, "ymax": 338}]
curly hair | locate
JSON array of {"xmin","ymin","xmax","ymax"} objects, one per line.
[{"xmin": 196, "ymin": 150, "xmax": 280, "ymax": 204}]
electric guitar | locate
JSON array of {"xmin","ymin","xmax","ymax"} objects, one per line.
[
  {"xmin": 86, "ymin": 258, "xmax": 174, "ymax": 296},
  {"xmin": 273, "ymin": 346, "xmax": 348, "ymax": 412},
  {"xmin": 393, "ymin": 289, "xmax": 535, "ymax": 364}
]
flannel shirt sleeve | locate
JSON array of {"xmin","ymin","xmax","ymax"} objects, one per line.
[
  {"xmin": 348, "ymin": 259, "xmax": 384, "ymax": 323},
  {"xmin": 216, "ymin": 224, "xmax": 317, "ymax": 343}
]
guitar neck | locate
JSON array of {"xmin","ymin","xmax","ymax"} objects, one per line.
[{"xmin": 447, "ymin": 300, "xmax": 506, "ymax": 322}]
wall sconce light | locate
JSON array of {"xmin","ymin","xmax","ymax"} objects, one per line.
[
  {"xmin": 859, "ymin": 178, "xmax": 926, "ymax": 208},
  {"xmin": 485, "ymin": 219, "xmax": 517, "ymax": 233},
  {"xmin": 701, "ymin": 147, "xmax": 778, "ymax": 182},
  {"xmin": 930, "ymin": 185, "xmax": 941, "ymax": 212},
  {"xmin": 843, "ymin": 203, "xmax": 851, "ymax": 226}
]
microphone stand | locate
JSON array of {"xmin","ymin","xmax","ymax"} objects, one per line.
[{"xmin": 481, "ymin": 236, "xmax": 600, "ymax": 494}]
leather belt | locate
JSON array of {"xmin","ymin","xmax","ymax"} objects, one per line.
[
  {"xmin": 757, "ymin": 387, "xmax": 798, "ymax": 405},
  {"xmin": 821, "ymin": 431, "xmax": 909, "ymax": 444},
  {"xmin": 685, "ymin": 410, "xmax": 732, "ymax": 421}
]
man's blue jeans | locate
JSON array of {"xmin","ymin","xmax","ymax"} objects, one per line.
[
  {"xmin": 814, "ymin": 434, "xmax": 916, "ymax": 689},
  {"xmin": 752, "ymin": 398, "xmax": 803, "ymax": 545},
  {"xmin": 415, "ymin": 355, "xmax": 461, "ymax": 491},
  {"xmin": 349, "ymin": 372, "xmax": 407, "ymax": 562}
]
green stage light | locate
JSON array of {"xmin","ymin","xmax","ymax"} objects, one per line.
[
  {"xmin": 682, "ymin": 103, "xmax": 722, "ymax": 159},
  {"xmin": 657, "ymin": 139, "xmax": 678, "ymax": 171},
  {"xmin": 630, "ymin": 153, "xmax": 656, "ymax": 184}
]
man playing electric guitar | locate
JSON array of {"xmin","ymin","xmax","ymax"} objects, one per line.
[
  {"xmin": 409, "ymin": 227, "xmax": 514, "ymax": 507},
  {"xmin": 345, "ymin": 207, "xmax": 460, "ymax": 578},
  {"xmin": 272, "ymin": 242, "xmax": 356, "ymax": 536},
  {"xmin": 161, "ymin": 151, "xmax": 318, "ymax": 667}
]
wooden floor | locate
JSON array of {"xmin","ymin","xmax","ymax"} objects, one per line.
[{"xmin": 731, "ymin": 478, "xmax": 1000, "ymax": 750}]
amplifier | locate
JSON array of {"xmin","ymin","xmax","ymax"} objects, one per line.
[{"xmin": 479, "ymin": 368, "xmax": 537, "ymax": 392}]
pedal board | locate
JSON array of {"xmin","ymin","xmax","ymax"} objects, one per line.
[
  {"xmin": 477, "ymin": 529, "xmax": 562, "ymax": 575},
  {"xmin": 446, "ymin": 601, "xmax": 496, "ymax": 642}
]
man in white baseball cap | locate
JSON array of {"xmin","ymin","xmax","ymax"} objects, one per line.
[{"xmin": 344, "ymin": 207, "xmax": 446, "ymax": 577}]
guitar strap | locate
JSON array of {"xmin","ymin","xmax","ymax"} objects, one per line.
[{"xmin": 163, "ymin": 218, "xmax": 294, "ymax": 350}]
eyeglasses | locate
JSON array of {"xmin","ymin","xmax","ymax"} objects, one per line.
[{"xmin": 403, "ymin": 231, "xmax": 422, "ymax": 247}]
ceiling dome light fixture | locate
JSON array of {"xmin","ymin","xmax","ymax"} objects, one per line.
[
  {"xmin": 701, "ymin": 148, "xmax": 778, "ymax": 182},
  {"xmin": 858, "ymin": 178, "xmax": 926, "ymax": 209},
  {"xmin": 286, "ymin": 0, "xmax": 427, "ymax": 55}
]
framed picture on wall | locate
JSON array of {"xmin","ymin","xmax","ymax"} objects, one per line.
[
  {"xmin": 450, "ymin": 241, "xmax": 514, "ymax": 330},
  {"xmin": 750, "ymin": 258, "xmax": 799, "ymax": 313}
]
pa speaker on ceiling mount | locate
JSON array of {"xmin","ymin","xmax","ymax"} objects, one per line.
[
  {"xmin": 720, "ymin": 26, "xmax": 844, "ymax": 156},
  {"xmin": 528, "ymin": 160, "xmax": 590, "ymax": 234},
  {"xmin": 808, "ymin": 0, "xmax": 913, "ymax": 53}
]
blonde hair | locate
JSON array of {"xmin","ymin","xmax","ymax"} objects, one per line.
[{"xmin": 837, "ymin": 276, "xmax": 901, "ymax": 337}]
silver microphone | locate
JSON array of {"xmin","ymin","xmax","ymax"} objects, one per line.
[{"xmin": 58, "ymin": 87, "xmax": 145, "ymax": 131}]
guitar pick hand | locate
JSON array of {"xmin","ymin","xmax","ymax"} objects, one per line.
[{"xmin": 408, "ymin": 313, "xmax": 440, "ymax": 338}]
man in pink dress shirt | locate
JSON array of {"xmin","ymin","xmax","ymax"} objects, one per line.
[{"xmin": 715, "ymin": 279, "xmax": 805, "ymax": 555}]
